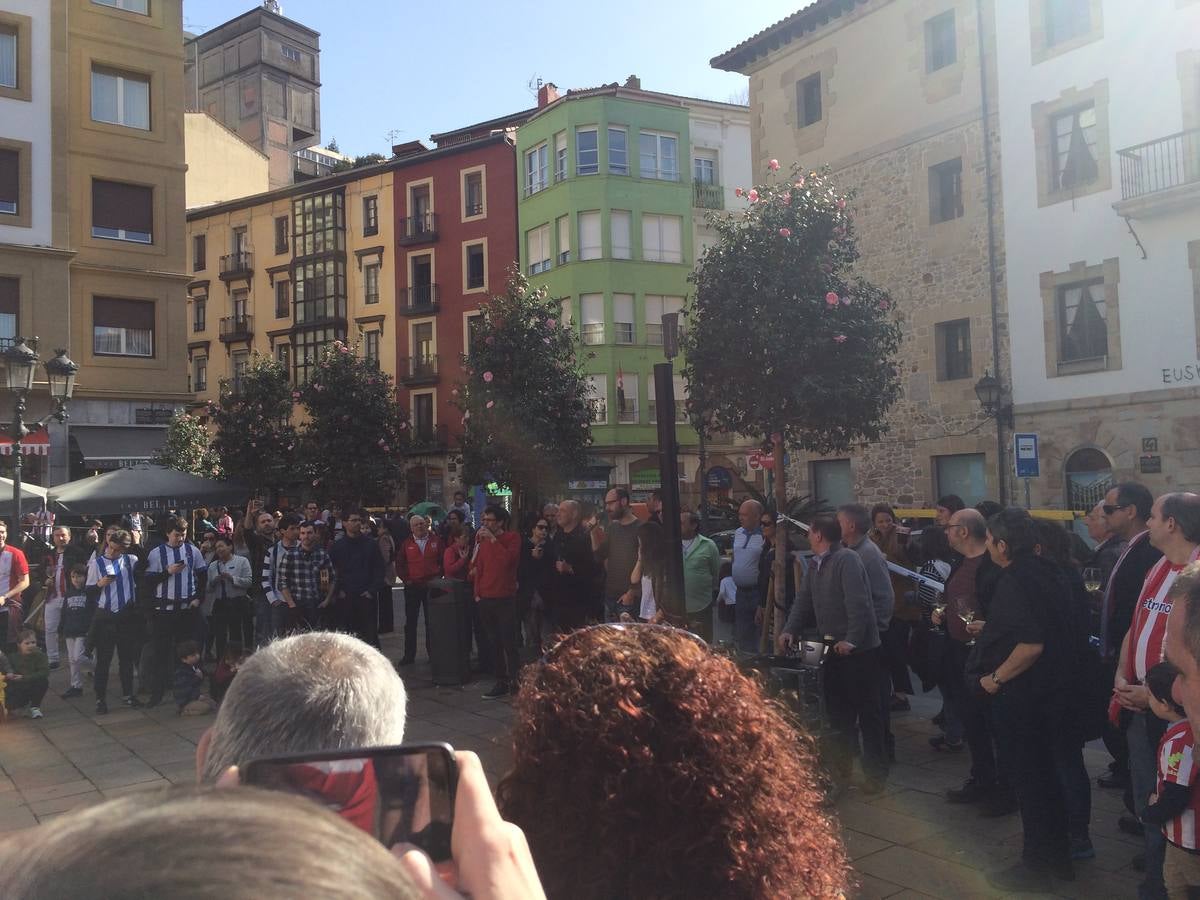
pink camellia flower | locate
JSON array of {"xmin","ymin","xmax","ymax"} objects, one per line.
[
  {"xmin": 768, "ymin": 159, "xmax": 780, "ymax": 171},
  {"xmin": 825, "ymin": 292, "xmax": 839, "ymax": 306},
  {"xmin": 781, "ymin": 191, "xmax": 792, "ymax": 203},
  {"xmin": 795, "ymin": 178, "xmax": 805, "ymax": 188},
  {"xmin": 734, "ymin": 187, "xmax": 743, "ymax": 197},
  {"xmin": 483, "ymin": 371, "xmax": 494, "ymax": 383},
  {"xmin": 547, "ymin": 318, "xmax": 556, "ymax": 328},
  {"xmin": 779, "ymin": 227, "xmax": 792, "ymax": 237},
  {"xmin": 837, "ymin": 199, "xmax": 847, "ymax": 210},
  {"xmin": 451, "ymin": 388, "xmax": 458, "ymax": 396},
  {"xmin": 377, "ymin": 438, "xmax": 386, "ymax": 446},
  {"xmin": 486, "ymin": 400, "xmax": 495, "ymax": 409},
  {"xmin": 543, "ymin": 337, "xmax": 551, "ymax": 344},
  {"xmin": 312, "ymin": 479, "xmax": 320, "ymax": 487},
  {"xmin": 833, "ymin": 334, "xmax": 847, "ymax": 344},
  {"xmin": 747, "ymin": 189, "xmax": 759, "ymax": 203},
  {"xmin": 485, "ymin": 336, "xmax": 495, "ymax": 345},
  {"xmin": 879, "ymin": 298, "xmax": 891, "ymax": 310},
  {"xmin": 398, "ymin": 421, "xmax": 407, "ymax": 430}
]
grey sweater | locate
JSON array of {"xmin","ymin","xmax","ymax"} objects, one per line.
[
  {"xmin": 847, "ymin": 535, "xmax": 895, "ymax": 633},
  {"xmin": 784, "ymin": 547, "xmax": 880, "ymax": 651}
]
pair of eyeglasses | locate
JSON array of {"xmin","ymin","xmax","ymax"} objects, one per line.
[
  {"xmin": 539, "ymin": 622, "xmax": 709, "ymax": 666},
  {"xmin": 1103, "ymin": 503, "xmax": 1128, "ymax": 515}
]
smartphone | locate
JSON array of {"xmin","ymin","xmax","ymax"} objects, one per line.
[{"xmin": 241, "ymin": 743, "xmax": 457, "ymax": 861}]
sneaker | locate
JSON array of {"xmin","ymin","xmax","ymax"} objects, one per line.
[
  {"xmin": 985, "ymin": 862, "xmax": 1053, "ymax": 893},
  {"xmin": 48, "ymin": 661, "xmax": 60, "ymax": 670},
  {"xmin": 946, "ymin": 778, "xmax": 994, "ymax": 804},
  {"xmin": 123, "ymin": 695, "xmax": 143, "ymax": 709},
  {"xmin": 929, "ymin": 735, "xmax": 965, "ymax": 753},
  {"xmin": 29, "ymin": 707, "xmax": 43, "ymax": 719},
  {"xmin": 482, "ymin": 682, "xmax": 509, "ymax": 700},
  {"xmin": 95, "ymin": 699, "xmax": 109, "ymax": 715},
  {"xmin": 60, "ymin": 687, "xmax": 83, "ymax": 699},
  {"xmin": 1070, "ymin": 837, "xmax": 1095, "ymax": 860}
]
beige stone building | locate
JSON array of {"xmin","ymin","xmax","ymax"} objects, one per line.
[
  {"xmin": 714, "ymin": 0, "xmax": 1010, "ymax": 509},
  {"xmin": 184, "ymin": 111, "xmax": 270, "ymax": 209},
  {"xmin": 1, "ymin": 0, "xmax": 191, "ymax": 484}
]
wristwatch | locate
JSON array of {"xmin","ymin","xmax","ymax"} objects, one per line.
[{"xmin": 990, "ymin": 671, "xmax": 1003, "ymax": 687}]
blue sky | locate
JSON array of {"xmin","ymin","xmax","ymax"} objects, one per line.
[{"xmin": 183, "ymin": 0, "xmax": 803, "ymax": 156}]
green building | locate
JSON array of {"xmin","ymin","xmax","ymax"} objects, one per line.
[{"xmin": 516, "ymin": 81, "xmax": 751, "ymax": 507}]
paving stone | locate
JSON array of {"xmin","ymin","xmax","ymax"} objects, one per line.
[
  {"xmin": 0, "ymin": 804, "xmax": 38, "ymax": 832},
  {"xmin": 835, "ymin": 800, "xmax": 948, "ymax": 846},
  {"xmin": 854, "ymin": 845, "xmax": 1003, "ymax": 899},
  {"xmin": 844, "ymin": 828, "xmax": 893, "ymax": 861},
  {"xmin": 29, "ymin": 791, "xmax": 104, "ymax": 818},
  {"xmin": 20, "ymin": 780, "xmax": 99, "ymax": 804},
  {"xmin": 101, "ymin": 780, "xmax": 172, "ymax": 800},
  {"xmin": 852, "ymin": 872, "xmax": 908, "ymax": 899},
  {"xmin": 9, "ymin": 765, "xmax": 84, "ymax": 790}
]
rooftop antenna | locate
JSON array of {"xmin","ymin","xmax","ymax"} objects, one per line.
[{"xmin": 526, "ymin": 75, "xmax": 543, "ymax": 97}]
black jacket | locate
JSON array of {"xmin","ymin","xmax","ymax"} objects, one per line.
[{"xmin": 1104, "ymin": 533, "xmax": 1162, "ymax": 659}]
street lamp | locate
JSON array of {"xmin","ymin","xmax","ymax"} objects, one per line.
[
  {"xmin": 973, "ymin": 370, "xmax": 1013, "ymax": 428},
  {"xmin": 2, "ymin": 338, "xmax": 79, "ymax": 541}
]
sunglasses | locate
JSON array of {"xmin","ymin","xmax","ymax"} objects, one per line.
[
  {"xmin": 539, "ymin": 622, "xmax": 709, "ymax": 666},
  {"xmin": 1103, "ymin": 503, "xmax": 1128, "ymax": 515}
]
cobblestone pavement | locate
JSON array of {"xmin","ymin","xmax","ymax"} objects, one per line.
[{"xmin": 0, "ymin": 637, "xmax": 1143, "ymax": 899}]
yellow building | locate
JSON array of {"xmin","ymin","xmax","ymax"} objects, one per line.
[
  {"xmin": 1, "ymin": 0, "xmax": 191, "ymax": 483},
  {"xmin": 184, "ymin": 111, "xmax": 271, "ymax": 209}
]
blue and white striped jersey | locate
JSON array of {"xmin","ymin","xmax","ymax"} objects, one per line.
[{"xmin": 144, "ymin": 541, "xmax": 207, "ymax": 607}]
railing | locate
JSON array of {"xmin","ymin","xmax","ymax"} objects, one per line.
[
  {"xmin": 408, "ymin": 423, "xmax": 447, "ymax": 452},
  {"xmin": 401, "ymin": 284, "xmax": 440, "ymax": 315},
  {"xmin": 693, "ymin": 181, "xmax": 725, "ymax": 210},
  {"xmin": 642, "ymin": 168, "xmax": 683, "ymax": 182},
  {"xmin": 218, "ymin": 314, "xmax": 253, "ymax": 342},
  {"xmin": 219, "ymin": 251, "xmax": 253, "ymax": 279},
  {"xmin": 1117, "ymin": 129, "xmax": 1200, "ymax": 201},
  {"xmin": 400, "ymin": 355, "xmax": 439, "ymax": 385},
  {"xmin": 398, "ymin": 212, "xmax": 439, "ymax": 244}
]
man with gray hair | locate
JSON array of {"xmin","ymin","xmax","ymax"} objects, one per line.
[
  {"xmin": 732, "ymin": 499, "xmax": 765, "ymax": 652},
  {"xmin": 544, "ymin": 500, "xmax": 596, "ymax": 633},
  {"xmin": 197, "ymin": 631, "xmax": 407, "ymax": 782},
  {"xmin": 396, "ymin": 514, "xmax": 443, "ymax": 666}
]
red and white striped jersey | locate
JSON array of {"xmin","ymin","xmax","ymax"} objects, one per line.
[
  {"xmin": 1126, "ymin": 552, "xmax": 1199, "ymax": 682},
  {"xmin": 1157, "ymin": 719, "xmax": 1200, "ymax": 850}
]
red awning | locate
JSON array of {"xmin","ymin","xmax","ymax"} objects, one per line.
[{"xmin": 0, "ymin": 431, "xmax": 50, "ymax": 456}]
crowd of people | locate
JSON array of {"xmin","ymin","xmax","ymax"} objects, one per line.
[{"xmin": 3, "ymin": 484, "xmax": 1200, "ymax": 897}]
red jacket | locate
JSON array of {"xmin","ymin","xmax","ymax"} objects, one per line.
[
  {"xmin": 443, "ymin": 545, "xmax": 470, "ymax": 580},
  {"xmin": 472, "ymin": 530, "xmax": 520, "ymax": 599},
  {"xmin": 398, "ymin": 535, "xmax": 443, "ymax": 586}
]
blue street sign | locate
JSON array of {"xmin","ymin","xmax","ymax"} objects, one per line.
[{"xmin": 1014, "ymin": 433, "xmax": 1040, "ymax": 478}]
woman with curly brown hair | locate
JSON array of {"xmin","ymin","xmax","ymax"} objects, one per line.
[{"xmin": 497, "ymin": 624, "xmax": 851, "ymax": 900}]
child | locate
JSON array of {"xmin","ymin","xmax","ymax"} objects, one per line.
[
  {"xmin": 210, "ymin": 641, "xmax": 246, "ymax": 703},
  {"xmin": 172, "ymin": 640, "xmax": 216, "ymax": 717},
  {"xmin": 60, "ymin": 564, "xmax": 94, "ymax": 700},
  {"xmin": 1141, "ymin": 660, "xmax": 1200, "ymax": 897},
  {"xmin": 6, "ymin": 629, "xmax": 50, "ymax": 718}
]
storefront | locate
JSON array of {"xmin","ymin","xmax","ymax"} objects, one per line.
[
  {"xmin": 0, "ymin": 431, "xmax": 50, "ymax": 487},
  {"xmin": 68, "ymin": 426, "xmax": 167, "ymax": 477}
]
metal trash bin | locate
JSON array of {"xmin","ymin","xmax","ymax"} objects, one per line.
[{"xmin": 425, "ymin": 577, "xmax": 473, "ymax": 686}]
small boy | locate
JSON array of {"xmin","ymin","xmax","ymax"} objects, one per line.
[
  {"xmin": 6, "ymin": 629, "xmax": 50, "ymax": 718},
  {"xmin": 60, "ymin": 564, "xmax": 94, "ymax": 699},
  {"xmin": 210, "ymin": 641, "xmax": 245, "ymax": 703},
  {"xmin": 172, "ymin": 640, "xmax": 216, "ymax": 716},
  {"xmin": 1141, "ymin": 660, "xmax": 1200, "ymax": 897}
]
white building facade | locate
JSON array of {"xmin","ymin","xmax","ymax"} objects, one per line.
[{"xmin": 995, "ymin": 0, "xmax": 1200, "ymax": 507}]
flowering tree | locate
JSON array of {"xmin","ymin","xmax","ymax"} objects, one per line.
[
  {"xmin": 209, "ymin": 354, "xmax": 299, "ymax": 499},
  {"xmin": 455, "ymin": 269, "xmax": 592, "ymax": 500},
  {"xmin": 299, "ymin": 339, "xmax": 409, "ymax": 505},
  {"xmin": 683, "ymin": 161, "xmax": 902, "ymax": 454},
  {"xmin": 154, "ymin": 411, "xmax": 223, "ymax": 479}
]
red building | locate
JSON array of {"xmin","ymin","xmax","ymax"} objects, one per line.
[{"xmin": 391, "ymin": 134, "xmax": 518, "ymax": 505}]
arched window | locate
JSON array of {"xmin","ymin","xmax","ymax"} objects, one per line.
[{"xmin": 1065, "ymin": 447, "xmax": 1112, "ymax": 511}]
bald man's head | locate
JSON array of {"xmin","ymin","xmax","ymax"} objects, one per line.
[{"xmin": 948, "ymin": 507, "xmax": 987, "ymax": 551}]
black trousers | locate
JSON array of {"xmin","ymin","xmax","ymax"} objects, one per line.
[
  {"xmin": 1102, "ymin": 658, "xmax": 1131, "ymax": 778},
  {"xmin": 6, "ymin": 676, "xmax": 48, "ymax": 709},
  {"xmin": 211, "ymin": 595, "xmax": 251, "ymax": 660},
  {"xmin": 961, "ymin": 679, "xmax": 1003, "ymax": 786},
  {"xmin": 338, "ymin": 593, "xmax": 379, "ymax": 648},
  {"xmin": 148, "ymin": 607, "xmax": 200, "ymax": 704},
  {"xmin": 403, "ymin": 585, "xmax": 431, "ymax": 661},
  {"xmin": 882, "ymin": 619, "xmax": 914, "ymax": 694},
  {"xmin": 91, "ymin": 611, "xmax": 141, "ymax": 701},
  {"xmin": 378, "ymin": 584, "xmax": 395, "ymax": 634},
  {"xmin": 478, "ymin": 596, "xmax": 518, "ymax": 683},
  {"xmin": 824, "ymin": 647, "xmax": 888, "ymax": 782}
]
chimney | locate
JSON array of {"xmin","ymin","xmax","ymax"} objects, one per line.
[
  {"xmin": 624, "ymin": 75, "xmax": 641, "ymax": 90},
  {"xmin": 537, "ymin": 82, "xmax": 559, "ymax": 108},
  {"xmin": 391, "ymin": 139, "xmax": 428, "ymax": 159}
]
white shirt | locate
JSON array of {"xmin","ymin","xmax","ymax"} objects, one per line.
[
  {"xmin": 717, "ymin": 575, "xmax": 738, "ymax": 606},
  {"xmin": 639, "ymin": 575, "xmax": 657, "ymax": 621}
]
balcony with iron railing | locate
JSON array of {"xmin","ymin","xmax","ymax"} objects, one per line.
[
  {"xmin": 218, "ymin": 314, "xmax": 254, "ymax": 343},
  {"xmin": 401, "ymin": 284, "xmax": 440, "ymax": 316},
  {"xmin": 408, "ymin": 422, "xmax": 448, "ymax": 453},
  {"xmin": 693, "ymin": 181, "xmax": 725, "ymax": 210},
  {"xmin": 399, "ymin": 354, "xmax": 439, "ymax": 386},
  {"xmin": 1116, "ymin": 129, "xmax": 1200, "ymax": 215},
  {"xmin": 219, "ymin": 251, "xmax": 254, "ymax": 282},
  {"xmin": 398, "ymin": 212, "xmax": 439, "ymax": 245}
]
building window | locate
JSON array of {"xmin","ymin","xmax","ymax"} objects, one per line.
[
  {"xmin": 276, "ymin": 342, "xmax": 290, "ymax": 371},
  {"xmin": 1045, "ymin": 0, "xmax": 1090, "ymax": 47},
  {"xmin": 0, "ymin": 147, "xmax": 16, "ymax": 216},
  {"xmin": 935, "ymin": 453, "xmax": 987, "ymax": 506},
  {"xmin": 93, "ymin": 0, "xmax": 150, "ymax": 13},
  {"xmin": 293, "ymin": 326, "xmax": 344, "ymax": 384},
  {"xmin": 929, "ymin": 158, "xmax": 964, "ymax": 224},
  {"xmin": 610, "ymin": 210, "xmax": 631, "ymax": 260},
  {"xmin": 292, "ymin": 190, "xmax": 345, "ymax": 258},
  {"xmin": 935, "ymin": 319, "xmax": 972, "ymax": 380},
  {"xmin": 192, "ymin": 295, "xmax": 206, "ymax": 332},
  {"xmin": 93, "ymin": 296, "xmax": 154, "ymax": 357},
  {"xmin": 613, "ymin": 294, "xmax": 634, "ymax": 345},
  {"xmin": 553, "ymin": 132, "xmax": 567, "ymax": 182},
  {"xmin": 362, "ymin": 195, "xmax": 378, "ymax": 236},
  {"xmin": 580, "ymin": 294, "xmax": 604, "ymax": 345},
  {"xmin": 639, "ymin": 131, "xmax": 678, "ymax": 180},
  {"xmin": 275, "ymin": 280, "xmax": 289, "ymax": 318},
  {"xmin": 0, "ymin": 277, "xmax": 19, "ymax": 347},
  {"xmin": 92, "ymin": 179, "xmax": 152, "ymax": 243},
  {"xmin": 812, "ymin": 459, "xmax": 852, "ymax": 507},
  {"xmin": 293, "ymin": 259, "xmax": 346, "ymax": 324},
  {"xmin": 465, "ymin": 243, "xmax": 485, "ymax": 291},
  {"xmin": 526, "ymin": 224, "xmax": 551, "ymax": 275},
  {"xmin": 0, "ymin": 26, "xmax": 15, "ymax": 90},
  {"xmin": 232, "ymin": 288, "xmax": 248, "ymax": 322},
  {"xmin": 364, "ymin": 263, "xmax": 380, "ymax": 304},
  {"xmin": 192, "ymin": 234, "xmax": 206, "ymax": 271},
  {"xmin": 797, "ymin": 74, "xmax": 822, "ymax": 127},
  {"xmin": 647, "ymin": 376, "xmax": 689, "ymax": 424},
  {"xmin": 642, "ymin": 214, "xmax": 682, "ymax": 263},
  {"xmin": 280, "ymin": 44, "xmax": 301, "ymax": 63},
  {"xmin": 579, "ymin": 210, "xmax": 602, "ymax": 261},
  {"xmin": 694, "ymin": 154, "xmax": 716, "ymax": 185},
  {"xmin": 577, "ymin": 128, "xmax": 599, "ymax": 176},
  {"xmin": 1057, "ymin": 279, "xmax": 1107, "ymax": 363},
  {"xmin": 464, "ymin": 313, "xmax": 484, "ymax": 354},
  {"xmin": 364, "ymin": 331, "xmax": 380, "ymax": 368},
  {"xmin": 587, "ymin": 374, "xmax": 608, "ymax": 424},
  {"xmin": 645, "ymin": 295, "xmax": 683, "ymax": 345},
  {"xmin": 616, "ymin": 373, "xmax": 639, "ymax": 423},
  {"xmin": 464, "ymin": 171, "xmax": 484, "ymax": 217},
  {"xmin": 556, "ymin": 215, "xmax": 570, "ymax": 265},
  {"xmin": 274, "ymin": 215, "xmax": 289, "ymax": 253},
  {"xmin": 925, "ymin": 11, "xmax": 957, "ymax": 72},
  {"xmin": 193, "ymin": 356, "xmax": 207, "ymax": 392},
  {"xmin": 525, "ymin": 143, "xmax": 548, "ymax": 195},
  {"xmin": 1051, "ymin": 104, "xmax": 1099, "ymax": 192},
  {"xmin": 608, "ymin": 128, "xmax": 628, "ymax": 175},
  {"xmin": 91, "ymin": 66, "xmax": 150, "ymax": 130},
  {"xmin": 231, "ymin": 350, "xmax": 250, "ymax": 393}
]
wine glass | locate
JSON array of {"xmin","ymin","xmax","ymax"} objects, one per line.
[
  {"xmin": 959, "ymin": 609, "xmax": 977, "ymax": 646},
  {"xmin": 929, "ymin": 600, "xmax": 947, "ymax": 633},
  {"xmin": 1082, "ymin": 567, "xmax": 1102, "ymax": 594}
]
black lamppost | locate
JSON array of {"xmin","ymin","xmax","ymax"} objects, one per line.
[
  {"xmin": 974, "ymin": 369, "xmax": 1013, "ymax": 505},
  {"xmin": 3, "ymin": 338, "xmax": 79, "ymax": 538}
]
